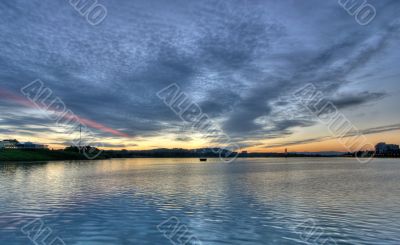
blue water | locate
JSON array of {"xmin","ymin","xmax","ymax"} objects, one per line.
[{"xmin": 1, "ymin": 158, "xmax": 400, "ymax": 244}]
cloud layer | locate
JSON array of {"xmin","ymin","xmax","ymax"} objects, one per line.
[{"xmin": 0, "ymin": 0, "xmax": 399, "ymax": 148}]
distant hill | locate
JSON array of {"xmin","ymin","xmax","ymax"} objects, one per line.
[{"xmin": 291, "ymin": 152, "xmax": 346, "ymax": 157}]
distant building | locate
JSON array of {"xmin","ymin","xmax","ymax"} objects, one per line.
[
  {"xmin": 240, "ymin": 151, "xmax": 248, "ymax": 157},
  {"xmin": 0, "ymin": 139, "xmax": 19, "ymax": 149},
  {"xmin": 16, "ymin": 142, "xmax": 48, "ymax": 150},
  {"xmin": 375, "ymin": 142, "xmax": 400, "ymax": 154},
  {"xmin": 0, "ymin": 139, "xmax": 48, "ymax": 150}
]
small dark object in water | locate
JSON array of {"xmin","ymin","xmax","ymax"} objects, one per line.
[{"xmin": 199, "ymin": 158, "xmax": 207, "ymax": 162}]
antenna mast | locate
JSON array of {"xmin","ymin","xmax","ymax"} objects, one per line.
[{"xmin": 79, "ymin": 124, "xmax": 82, "ymax": 150}]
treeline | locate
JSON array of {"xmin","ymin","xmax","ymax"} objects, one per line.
[
  {"xmin": 5, "ymin": 147, "xmax": 399, "ymax": 162},
  {"xmin": 102, "ymin": 148, "xmax": 235, "ymax": 158},
  {"xmin": 0, "ymin": 149, "xmax": 92, "ymax": 161},
  {"xmin": 101, "ymin": 148, "xmax": 342, "ymax": 158}
]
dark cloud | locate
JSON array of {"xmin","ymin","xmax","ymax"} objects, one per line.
[
  {"xmin": 265, "ymin": 137, "xmax": 331, "ymax": 149},
  {"xmin": 175, "ymin": 136, "xmax": 192, "ymax": 142},
  {"xmin": 60, "ymin": 141, "xmax": 137, "ymax": 148},
  {"xmin": 331, "ymin": 91, "xmax": 387, "ymax": 109},
  {"xmin": 0, "ymin": 0, "xmax": 399, "ymax": 146},
  {"xmin": 354, "ymin": 123, "xmax": 400, "ymax": 137}
]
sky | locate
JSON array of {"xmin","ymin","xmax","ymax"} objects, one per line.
[{"xmin": 0, "ymin": 0, "xmax": 399, "ymax": 152}]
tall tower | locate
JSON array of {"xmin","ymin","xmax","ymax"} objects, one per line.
[{"xmin": 79, "ymin": 124, "xmax": 82, "ymax": 151}]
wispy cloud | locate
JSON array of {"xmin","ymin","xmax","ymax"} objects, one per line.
[
  {"xmin": 264, "ymin": 124, "xmax": 400, "ymax": 149},
  {"xmin": 0, "ymin": 0, "xmax": 399, "ymax": 148}
]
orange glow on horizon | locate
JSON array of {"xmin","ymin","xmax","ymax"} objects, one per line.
[{"xmin": 1, "ymin": 87, "xmax": 399, "ymax": 153}]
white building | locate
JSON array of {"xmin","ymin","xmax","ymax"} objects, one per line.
[
  {"xmin": 0, "ymin": 140, "xmax": 19, "ymax": 149},
  {"xmin": 0, "ymin": 140, "xmax": 48, "ymax": 150},
  {"xmin": 375, "ymin": 142, "xmax": 400, "ymax": 154}
]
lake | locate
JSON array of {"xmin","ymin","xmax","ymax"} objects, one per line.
[{"xmin": 1, "ymin": 158, "xmax": 399, "ymax": 244}]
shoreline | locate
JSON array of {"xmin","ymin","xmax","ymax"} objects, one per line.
[
  {"xmin": 1, "ymin": 154, "xmax": 398, "ymax": 163},
  {"xmin": 1, "ymin": 149, "xmax": 398, "ymax": 163}
]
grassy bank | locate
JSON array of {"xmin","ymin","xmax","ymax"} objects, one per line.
[{"xmin": 0, "ymin": 149, "xmax": 100, "ymax": 161}]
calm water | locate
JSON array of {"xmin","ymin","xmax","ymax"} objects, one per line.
[{"xmin": 0, "ymin": 158, "xmax": 400, "ymax": 244}]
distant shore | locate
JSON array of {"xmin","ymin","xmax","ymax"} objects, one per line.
[
  {"xmin": 0, "ymin": 149, "xmax": 107, "ymax": 162},
  {"xmin": 0, "ymin": 149, "xmax": 398, "ymax": 162}
]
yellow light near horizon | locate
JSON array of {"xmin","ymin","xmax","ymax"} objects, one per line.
[{"xmin": 2, "ymin": 128, "xmax": 399, "ymax": 153}]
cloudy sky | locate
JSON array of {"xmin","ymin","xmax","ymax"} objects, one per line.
[{"xmin": 0, "ymin": 0, "xmax": 399, "ymax": 152}]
